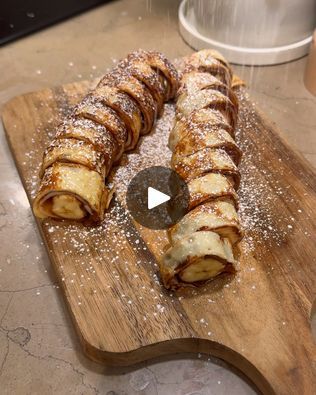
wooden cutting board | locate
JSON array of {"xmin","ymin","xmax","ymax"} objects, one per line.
[{"xmin": 2, "ymin": 78, "xmax": 316, "ymax": 395}]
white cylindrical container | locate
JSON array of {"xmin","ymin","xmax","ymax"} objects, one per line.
[
  {"xmin": 179, "ymin": 0, "xmax": 316, "ymax": 65},
  {"xmin": 194, "ymin": 0, "xmax": 316, "ymax": 48}
]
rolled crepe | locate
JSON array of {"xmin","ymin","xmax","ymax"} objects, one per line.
[
  {"xmin": 33, "ymin": 50, "xmax": 179, "ymax": 223},
  {"xmin": 126, "ymin": 50, "xmax": 179, "ymax": 101},
  {"xmin": 40, "ymin": 138, "xmax": 109, "ymax": 179},
  {"xmin": 190, "ymin": 49, "xmax": 232, "ymax": 70},
  {"xmin": 100, "ymin": 69, "xmax": 157, "ymax": 135},
  {"xmin": 173, "ymin": 128, "xmax": 242, "ymax": 165},
  {"xmin": 178, "ymin": 72, "xmax": 238, "ymax": 109},
  {"xmin": 188, "ymin": 173, "xmax": 238, "ymax": 211},
  {"xmin": 33, "ymin": 163, "xmax": 112, "ymax": 222},
  {"xmin": 55, "ymin": 118, "xmax": 118, "ymax": 162},
  {"xmin": 161, "ymin": 49, "xmax": 242, "ymax": 290},
  {"xmin": 184, "ymin": 49, "xmax": 233, "ymax": 86},
  {"xmin": 176, "ymin": 89, "xmax": 237, "ymax": 130},
  {"xmin": 161, "ymin": 231, "xmax": 236, "ymax": 290},
  {"xmin": 74, "ymin": 97, "xmax": 127, "ymax": 159},
  {"xmin": 117, "ymin": 58, "xmax": 166, "ymax": 115},
  {"xmin": 93, "ymin": 85, "xmax": 142, "ymax": 150},
  {"xmin": 172, "ymin": 148, "xmax": 240, "ymax": 189},
  {"xmin": 168, "ymin": 108, "xmax": 233, "ymax": 151},
  {"xmin": 169, "ymin": 199, "xmax": 243, "ymax": 246}
]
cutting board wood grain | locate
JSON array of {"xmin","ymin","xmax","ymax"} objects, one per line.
[{"xmin": 2, "ymin": 78, "xmax": 316, "ymax": 395}]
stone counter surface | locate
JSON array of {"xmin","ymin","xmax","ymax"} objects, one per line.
[{"xmin": 0, "ymin": 1, "xmax": 315, "ymax": 394}]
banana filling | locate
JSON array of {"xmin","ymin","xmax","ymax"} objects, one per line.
[
  {"xmin": 51, "ymin": 194, "xmax": 86, "ymax": 220},
  {"xmin": 179, "ymin": 257, "xmax": 225, "ymax": 283}
]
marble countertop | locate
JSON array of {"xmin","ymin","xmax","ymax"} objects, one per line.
[{"xmin": 0, "ymin": 1, "xmax": 315, "ymax": 394}]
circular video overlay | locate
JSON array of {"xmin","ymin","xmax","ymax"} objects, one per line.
[{"xmin": 126, "ymin": 166, "xmax": 189, "ymax": 230}]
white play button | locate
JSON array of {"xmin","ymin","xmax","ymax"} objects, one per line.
[
  {"xmin": 147, "ymin": 187, "xmax": 170, "ymax": 210},
  {"xmin": 126, "ymin": 166, "xmax": 189, "ymax": 229}
]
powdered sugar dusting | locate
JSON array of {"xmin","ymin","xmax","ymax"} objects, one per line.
[
  {"xmin": 236, "ymin": 90, "xmax": 298, "ymax": 253},
  {"xmin": 17, "ymin": 77, "xmax": 308, "ymax": 338},
  {"xmin": 22, "ymin": 89, "xmax": 298, "ymax": 267}
]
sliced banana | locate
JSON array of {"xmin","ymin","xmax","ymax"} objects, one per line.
[
  {"xmin": 179, "ymin": 257, "xmax": 225, "ymax": 283},
  {"xmin": 52, "ymin": 195, "xmax": 85, "ymax": 220},
  {"xmin": 33, "ymin": 163, "xmax": 111, "ymax": 222},
  {"xmin": 161, "ymin": 231, "xmax": 235, "ymax": 289}
]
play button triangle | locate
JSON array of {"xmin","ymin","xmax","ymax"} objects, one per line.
[
  {"xmin": 147, "ymin": 187, "xmax": 170, "ymax": 210},
  {"xmin": 126, "ymin": 166, "xmax": 189, "ymax": 230}
]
